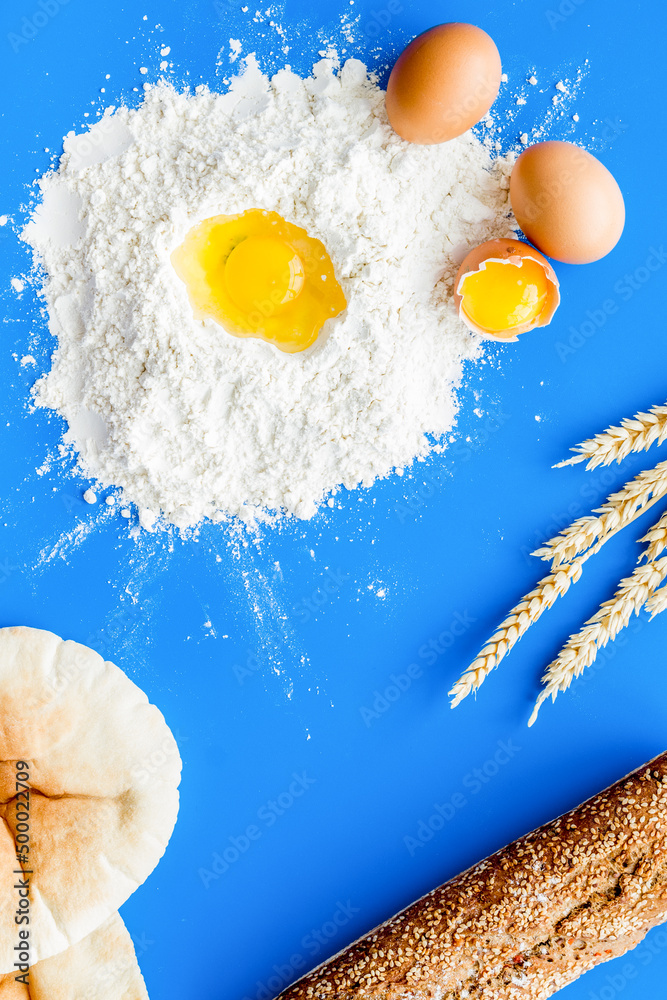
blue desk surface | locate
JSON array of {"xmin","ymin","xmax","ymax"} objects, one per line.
[{"xmin": 1, "ymin": 1, "xmax": 667, "ymax": 997}]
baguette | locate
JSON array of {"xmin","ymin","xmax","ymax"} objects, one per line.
[{"xmin": 277, "ymin": 751, "xmax": 667, "ymax": 999}]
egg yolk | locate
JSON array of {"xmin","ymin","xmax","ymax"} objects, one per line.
[
  {"xmin": 459, "ymin": 258, "xmax": 549, "ymax": 333},
  {"xmin": 171, "ymin": 210, "xmax": 347, "ymax": 353}
]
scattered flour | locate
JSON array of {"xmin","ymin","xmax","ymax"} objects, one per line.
[{"xmin": 24, "ymin": 55, "xmax": 516, "ymax": 530}]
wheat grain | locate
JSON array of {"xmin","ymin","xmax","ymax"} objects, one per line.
[
  {"xmin": 641, "ymin": 511, "xmax": 667, "ymax": 618},
  {"xmin": 645, "ymin": 585, "xmax": 667, "ymax": 619},
  {"xmin": 533, "ymin": 460, "xmax": 667, "ymax": 568},
  {"xmin": 556, "ymin": 402, "xmax": 667, "ymax": 470},
  {"xmin": 529, "ymin": 521, "xmax": 667, "ymax": 726},
  {"xmin": 449, "ymin": 559, "xmax": 584, "ymax": 708},
  {"xmin": 641, "ymin": 513, "xmax": 667, "ymax": 618},
  {"xmin": 639, "ymin": 509, "xmax": 667, "ymax": 563}
]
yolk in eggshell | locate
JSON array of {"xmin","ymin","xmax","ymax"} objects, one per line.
[
  {"xmin": 171, "ymin": 209, "xmax": 347, "ymax": 354},
  {"xmin": 459, "ymin": 257, "xmax": 549, "ymax": 334}
]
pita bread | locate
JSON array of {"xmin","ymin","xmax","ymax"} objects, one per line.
[
  {"xmin": 0, "ymin": 627, "xmax": 181, "ymax": 972},
  {"xmin": 0, "ymin": 913, "xmax": 148, "ymax": 999}
]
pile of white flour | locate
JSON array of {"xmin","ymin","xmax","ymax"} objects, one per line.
[{"xmin": 25, "ymin": 56, "xmax": 514, "ymax": 529}]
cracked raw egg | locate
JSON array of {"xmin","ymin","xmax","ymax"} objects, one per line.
[
  {"xmin": 454, "ymin": 238, "xmax": 560, "ymax": 341},
  {"xmin": 172, "ymin": 209, "xmax": 347, "ymax": 353}
]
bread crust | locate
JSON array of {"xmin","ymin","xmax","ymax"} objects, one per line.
[
  {"xmin": 278, "ymin": 752, "xmax": 667, "ymax": 999},
  {"xmin": 0, "ymin": 913, "xmax": 149, "ymax": 999},
  {"xmin": 0, "ymin": 626, "xmax": 181, "ymax": 972}
]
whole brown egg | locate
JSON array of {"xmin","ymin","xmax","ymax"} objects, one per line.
[
  {"xmin": 385, "ymin": 23, "xmax": 502, "ymax": 145},
  {"xmin": 510, "ymin": 141, "xmax": 625, "ymax": 264}
]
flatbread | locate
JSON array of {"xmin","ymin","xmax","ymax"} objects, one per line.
[
  {"xmin": 0, "ymin": 913, "xmax": 149, "ymax": 998},
  {"xmin": 0, "ymin": 627, "xmax": 181, "ymax": 972}
]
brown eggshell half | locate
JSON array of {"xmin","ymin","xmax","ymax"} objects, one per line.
[
  {"xmin": 453, "ymin": 238, "xmax": 561, "ymax": 341},
  {"xmin": 510, "ymin": 141, "xmax": 625, "ymax": 264},
  {"xmin": 385, "ymin": 23, "xmax": 502, "ymax": 144}
]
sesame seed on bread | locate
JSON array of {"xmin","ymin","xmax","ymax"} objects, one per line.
[{"xmin": 278, "ymin": 752, "xmax": 667, "ymax": 999}]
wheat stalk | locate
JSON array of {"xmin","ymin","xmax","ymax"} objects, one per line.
[
  {"xmin": 529, "ymin": 511, "xmax": 667, "ymax": 726},
  {"xmin": 556, "ymin": 402, "xmax": 667, "ymax": 470},
  {"xmin": 533, "ymin": 460, "xmax": 667, "ymax": 569},
  {"xmin": 449, "ymin": 559, "xmax": 585, "ymax": 708}
]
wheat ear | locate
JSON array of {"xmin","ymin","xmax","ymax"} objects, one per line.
[
  {"xmin": 555, "ymin": 402, "xmax": 667, "ymax": 470},
  {"xmin": 450, "ymin": 520, "xmax": 617, "ymax": 708},
  {"xmin": 533, "ymin": 460, "xmax": 667, "ymax": 569},
  {"xmin": 529, "ymin": 511, "xmax": 667, "ymax": 726},
  {"xmin": 450, "ymin": 467, "xmax": 667, "ymax": 709},
  {"xmin": 449, "ymin": 559, "xmax": 584, "ymax": 708}
]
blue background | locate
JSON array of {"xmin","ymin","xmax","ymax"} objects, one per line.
[{"xmin": 1, "ymin": 0, "xmax": 667, "ymax": 998}]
